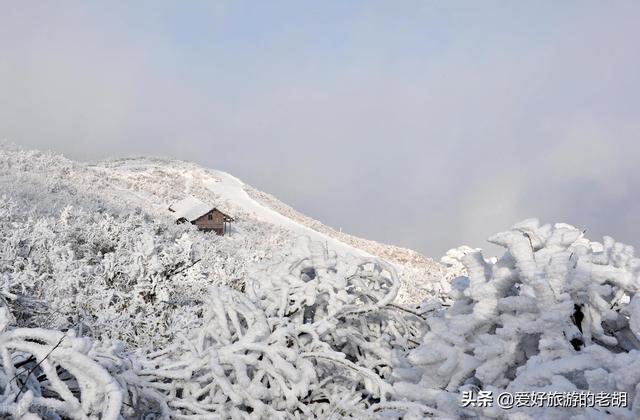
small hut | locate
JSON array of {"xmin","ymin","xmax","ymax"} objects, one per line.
[{"xmin": 169, "ymin": 196, "xmax": 234, "ymax": 235}]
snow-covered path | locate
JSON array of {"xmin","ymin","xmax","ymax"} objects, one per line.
[
  {"xmin": 202, "ymin": 170, "xmax": 371, "ymax": 257},
  {"xmin": 86, "ymin": 158, "xmax": 443, "ymax": 303},
  {"xmin": 91, "ymin": 158, "xmax": 370, "ymax": 258}
]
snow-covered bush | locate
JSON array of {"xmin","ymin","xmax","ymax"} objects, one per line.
[
  {"xmin": 394, "ymin": 219, "xmax": 640, "ymax": 418},
  {"xmin": 125, "ymin": 238, "xmax": 429, "ymax": 418},
  {"xmin": 4, "ymin": 210, "xmax": 640, "ymax": 418},
  {"xmin": 0, "ymin": 200, "xmax": 201, "ymax": 345},
  {"xmin": 0, "ymin": 305, "xmax": 125, "ymax": 419},
  {"xmin": 131, "ymin": 286, "xmax": 317, "ymax": 418},
  {"xmin": 0, "ymin": 193, "xmax": 289, "ymax": 348},
  {"xmin": 4, "ymin": 148, "xmax": 640, "ymax": 418}
]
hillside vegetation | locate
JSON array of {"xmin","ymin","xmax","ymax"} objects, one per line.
[{"xmin": 0, "ymin": 147, "xmax": 639, "ymax": 419}]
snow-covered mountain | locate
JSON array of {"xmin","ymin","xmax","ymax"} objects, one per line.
[
  {"xmin": 1, "ymin": 145, "xmax": 639, "ymax": 419},
  {"xmin": 2, "ymin": 146, "xmax": 447, "ymax": 303},
  {"xmin": 94, "ymin": 155, "xmax": 419, "ymax": 260}
]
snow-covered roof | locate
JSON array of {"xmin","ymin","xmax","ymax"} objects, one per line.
[{"xmin": 168, "ymin": 196, "xmax": 212, "ymax": 222}]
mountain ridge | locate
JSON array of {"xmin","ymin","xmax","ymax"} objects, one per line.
[{"xmin": 1, "ymin": 146, "xmax": 448, "ymax": 304}]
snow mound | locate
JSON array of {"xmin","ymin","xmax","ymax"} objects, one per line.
[{"xmin": 168, "ymin": 195, "xmax": 211, "ymax": 221}]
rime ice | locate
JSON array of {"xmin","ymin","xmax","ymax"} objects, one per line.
[{"xmin": 1, "ymin": 147, "xmax": 639, "ymax": 418}]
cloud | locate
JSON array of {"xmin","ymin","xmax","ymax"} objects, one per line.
[{"xmin": 1, "ymin": 1, "xmax": 639, "ymax": 256}]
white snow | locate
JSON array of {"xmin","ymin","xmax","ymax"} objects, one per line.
[
  {"xmin": 202, "ymin": 170, "xmax": 371, "ymax": 257},
  {"xmin": 168, "ymin": 195, "xmax": 211, "ymax": 222},
  {"xmin": 3, "ymin": 147, "xmax": 638, "ymax": 418}
]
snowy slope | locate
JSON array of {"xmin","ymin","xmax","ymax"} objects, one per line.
[
  {"xmin": 94, "ymin": 158, "xmax": 384, "ymax": 258},
  {"xmin": 202, "ymin": 170, "xmax": 371, "ymax": 257},
  {"xmin": 0, "ymin": 146, "xmax": 449, "ymax": 349},
  {"xmin": 90, "ymin": 157, "xmax": 435, "ymax": 260},
  {"xmin": 2, "ymin": 146, "xmax": 640, "ymax": 419},
  {"xmin": 86, "ymin": 157, "xmax": 446, "ymax": 302},
  {"xmin": 0, "ymin": 147, "xmax": 445, "ymax": 304}
]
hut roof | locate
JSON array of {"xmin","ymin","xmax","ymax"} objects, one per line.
[
  {"xmin": 169, "ymin": 196, "xmax": 235, "ymax": 222},
  {"xmin": 168, "ymin": 196, "xmax": 211, "ymax": 222}
]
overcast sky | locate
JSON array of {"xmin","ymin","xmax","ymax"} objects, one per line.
[{"xmin": 1, "ymin": 1, "xmax": 639, "ymax": 257}]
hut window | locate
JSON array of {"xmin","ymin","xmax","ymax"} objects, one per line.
[{"xmin": 208, "ymin": 214, "xmax": 213, "ymax": 220}]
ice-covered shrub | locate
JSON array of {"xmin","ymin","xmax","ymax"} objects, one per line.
[
  {"xmin": 394, "ymin": 219, "xmax": 640, "ymax": 418},
  {"xmin": 5, "ymin": 146, "xmax": 640, "ymax": 418},
  {"xmin": 0, "ymin": 201, "xmax": 203, "ymax": 346},
  {"xmin": 131, "ymin": 286, "xmax": 317, "ymax": 418},
  {"xmin": 0, "ymin": 192, "xmax": 289, "ymax": 348},
  {"xmin": 0, "ymin": 306, "xmax": 124, "ymax": 419},
  {"xmin": 124, "ymin": 238, "xmax": 429, "ymax": 418}
]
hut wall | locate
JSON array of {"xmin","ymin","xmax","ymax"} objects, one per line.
[{"xmin": 192, "ymin": 209, "xmax": 227, "ymax": 235}]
